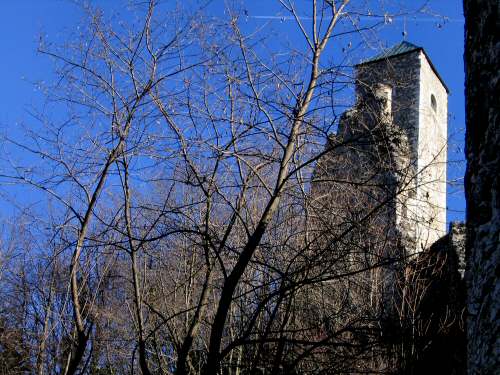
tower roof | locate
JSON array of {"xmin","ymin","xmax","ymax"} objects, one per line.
[
  {"xmin": 356, "ymin": 41, "xmax": 449, "ymax": 93},
  {"xmin": 359, "ymin": 41, "xmax": 420, "ymax": 65}
]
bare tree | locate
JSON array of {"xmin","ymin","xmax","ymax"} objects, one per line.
[{"xmin": 0, "ymin": 1, "xmax": 453, "ymax": 374}]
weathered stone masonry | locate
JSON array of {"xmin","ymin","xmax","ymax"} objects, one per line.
[
  {"xmin": 464, "ymin": 0, "xmax": 500, "ymax": 373},
  {"xmin": 354, "ymin": 42, "xmax": 449, "ymax": 254}
]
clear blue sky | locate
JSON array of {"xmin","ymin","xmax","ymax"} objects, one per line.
[{"xmin": 0, "ymin": 0, "xmax": 465, "ymax": 224}]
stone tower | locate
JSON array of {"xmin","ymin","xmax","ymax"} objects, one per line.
[
  {"xmin": 309, "ymin": 42, "xmax": 456, "ymax": 373},
  {"xmin": 354, "ymin": 41, "xmax": 449, "ymax": 253}
]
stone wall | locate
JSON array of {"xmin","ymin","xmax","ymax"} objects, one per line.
[
  {"xmin": 417, "ymin": 53, "xmax": 448, "ymax": 249},
  {"xmin": 464, "ymin": 0, "xmax": 500, "ymax": 373},
  {"xmin": 356, "ymin": 52, "xmax": 421, "ymax": 162},
  {"xmin": 356, "ymin": 50, "xmax": 448, "ymax": 253}
]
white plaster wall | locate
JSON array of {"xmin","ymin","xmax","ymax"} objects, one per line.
[{"xmin": 416, "ymin": 51, "xmax": 448, "ymax": 250}]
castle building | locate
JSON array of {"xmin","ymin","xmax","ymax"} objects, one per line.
[
  {"xmin": 310, "ymin": 42, "xmax": 465, "ymax": 373},
  {"xmin": 356, "ymin": 41, "xmax": 448, "ymax": 253},
  {"xmin": 312, "ymin": 40, "xmax": 451, "ymax": 321},
  {"xmin": 324, "ymin": 41, "xmax": 449, "ymax": 254}
]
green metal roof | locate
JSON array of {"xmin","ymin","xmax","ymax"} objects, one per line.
[{"xmin": 358, "ymin": 41, "xmax": 421, "ymax": 65}]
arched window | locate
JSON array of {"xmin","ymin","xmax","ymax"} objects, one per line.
[{"xmin": 431, "ymin": 94, "xmax": 437, "ymax": 112}]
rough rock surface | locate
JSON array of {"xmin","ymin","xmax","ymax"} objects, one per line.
[{"xmin": 464, "ymin": 0, "xmax": 500, "ymax": 373}]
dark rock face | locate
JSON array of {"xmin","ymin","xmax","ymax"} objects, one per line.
[{"xmin": 464, "ymin": 0, "xmax": 500, "ymax": 373}]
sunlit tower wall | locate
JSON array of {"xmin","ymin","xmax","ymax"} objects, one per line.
[{"xmin": 355, "ymin": 42, "xmax": 448, "ymax": 253}]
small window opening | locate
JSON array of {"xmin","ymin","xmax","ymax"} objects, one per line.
[{"xmin": 431, "ymin": 94, "xmax": 437, "ymax": 112}]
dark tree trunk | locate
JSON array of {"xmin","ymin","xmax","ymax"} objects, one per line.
[{"xmin": 463, "ymin": 0, "xmax": 500, "ymax": 373}]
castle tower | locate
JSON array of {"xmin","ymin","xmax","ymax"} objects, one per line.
[{"xmin": 355, "ymin": 41, "xmax": 448, "ymax": 253}]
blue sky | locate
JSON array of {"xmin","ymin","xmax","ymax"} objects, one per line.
[{"xmin": 0, "ymin": 0, "xmax": 465, "ymax": 224}]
